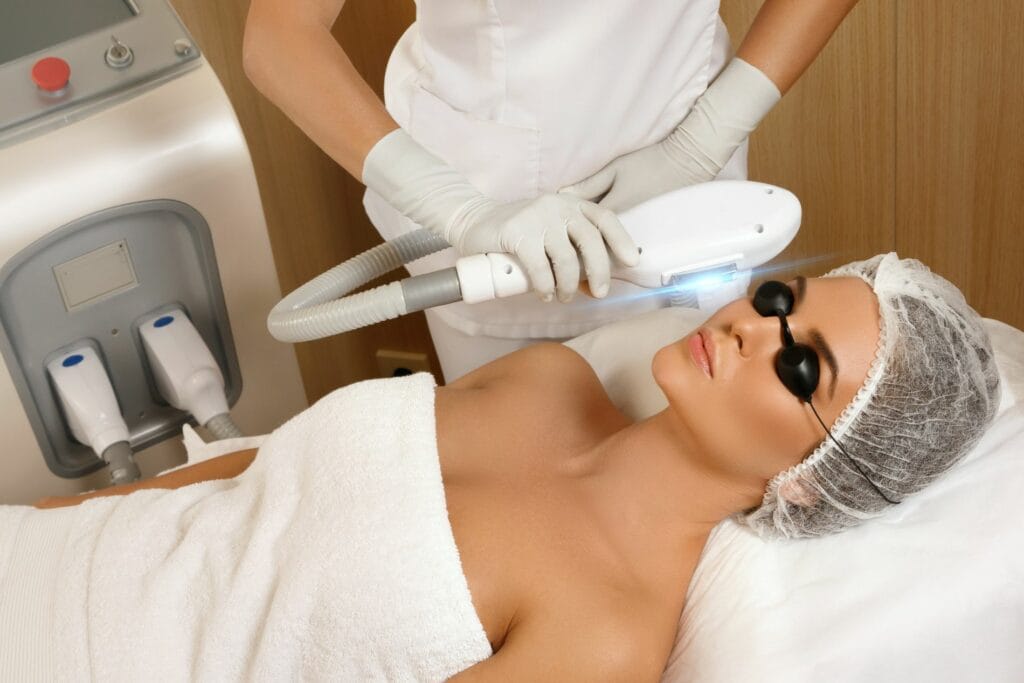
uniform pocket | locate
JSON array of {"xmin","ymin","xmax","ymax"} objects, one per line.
[{"xmin": 408, "ymin": 84, "xmax": 541, "ymax": 203}]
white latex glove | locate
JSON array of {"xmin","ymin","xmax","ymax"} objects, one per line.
[
  {"xmin": 560, "ymin": 58, "xmax": 781, "ymax": 213},
  {"xmin": 362, "ymin": 129, "xmax": 639, "ymax": 302}
]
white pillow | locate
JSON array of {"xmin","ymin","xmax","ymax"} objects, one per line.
[
  {"xmin": 566, "ymin": 310, "xmax": 1024, "ymax": 682},
  {"xmin": 565, "ymin": 306, "xmax": 709, "ymax": 421}
]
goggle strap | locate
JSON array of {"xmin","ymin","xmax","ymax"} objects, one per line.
[{"xmin": 808, "ymin": 399, "xmax": 900, "ymax": 506}]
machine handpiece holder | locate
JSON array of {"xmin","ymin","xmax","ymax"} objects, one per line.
[
  {"xmin": 47, "ymin": 347, "xmax": 130, "ymax": 457},
  {"xmin": 138, "ymin": 309, "xmax": 243, "ymax": 440},
  {"xmin": 267, "ymin": 181, "xmax": 801, "ymax": 343},
  {"xmin": 47, "ymin": 347, "xmax": 140, "ymax": 484}
]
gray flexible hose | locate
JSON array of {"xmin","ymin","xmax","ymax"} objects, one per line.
[
  {"xmin": 205, "ymin": 413, "xmax": 244, "ymax": 440},
  {"xmin": 267, "ymin": 229, "xmax": 454, "ymax": 343},
  {"xmin": 102, "ymin": 441, "xmax": 140, "ymax": 486}
]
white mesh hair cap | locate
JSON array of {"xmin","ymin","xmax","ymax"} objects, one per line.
[{"xmin": 739, "ymin": 253, "xmax": 1001, "ymax": 539}]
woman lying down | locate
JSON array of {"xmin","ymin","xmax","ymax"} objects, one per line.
[{"xmin": 9, "ymin": 254, "xmax": 1000, "ymax": 682}]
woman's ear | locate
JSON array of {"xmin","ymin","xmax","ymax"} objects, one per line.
[{"xmin": 778, "ymin": 477, "xmax": 820, "ymax": 507}]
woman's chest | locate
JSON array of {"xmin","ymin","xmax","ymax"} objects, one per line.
[
  {"xmin": 434, "ymin": 386, "xmax": 623, "ymax": 650},
  {"xmin": 442, "ymin": 478, "xmax": 599, "ymax": 650}
]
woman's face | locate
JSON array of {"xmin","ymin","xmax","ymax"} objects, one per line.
[{"xmin": 652, "ymin": 276, "xmax": 880, "ymax": 488}]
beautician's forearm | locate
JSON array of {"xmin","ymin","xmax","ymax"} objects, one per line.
[
  {"xmin": 243, "ymin": 0, "xmax": 398, "ymax": 179},
  {"xmin": 736, "ymin": 0, "xmax": 860, "ymax": 94},
  {"xmin": 33, "ymin": 449, "xmax": 258, "ymax": 509}
]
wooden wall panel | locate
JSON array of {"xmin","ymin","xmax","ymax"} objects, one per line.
[
  {"xmin": 896, "ymin": 1, "xmax": 1024, "ymax": 329},
  {"xmin": 719, "ymin": 0, "xmax": 897, "ymax": 284},
  {"xmin": 170, "ymin": 0, "xmax": 429, "ymax": 403}
]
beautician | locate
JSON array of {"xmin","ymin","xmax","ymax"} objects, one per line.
[{"xmin": 244, "ymin": 0, "xmax": 859, "ymax": 380}]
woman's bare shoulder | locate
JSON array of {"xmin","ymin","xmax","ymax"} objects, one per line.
[
  {"xmin": 447, "ymin": 342, "xmax": 601, "ymax": 392},
  {"xmin": 436, "ymin": 342, "xmax": 628, "ymax": 476},
  {"xmin": 445, "ymin": 342, "xmax": 620, "ymax": 429}
]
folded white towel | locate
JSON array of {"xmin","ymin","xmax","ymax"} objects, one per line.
[
  {"xmin": 0, "ymin": 505, "xmax": 71, "ymax": 682},
  {"xmin": 146, "ymin": 423, "xmax": 269, "ymax": 477},
  {"xmin": 3, "ymin": 373, "xmax": 490, "ymax": 682}
]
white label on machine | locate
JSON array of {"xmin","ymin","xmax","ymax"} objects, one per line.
[{"xmin": 53, "ymin": 239, "xmax": 139, "ymax": 311}]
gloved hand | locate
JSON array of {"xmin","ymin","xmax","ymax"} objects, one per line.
[
  {"xmin": 560, "ymin": 58, "xmax": 781, "ymax": 213},
  {"xmin": 363, "ymin": 129, "xmax": 639, "ymax": 302}
]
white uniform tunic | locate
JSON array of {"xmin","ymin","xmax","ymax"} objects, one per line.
[{"xmin": 364, "ymin": 0, "xmax": 746, "ymax": 341}]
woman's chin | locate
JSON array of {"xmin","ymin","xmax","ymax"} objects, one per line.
[
  {"xmin": 650, "ymin": 343, "xmax": 672, "ymax": 388},
  {"xmin": 651, "ymin": 338, "xmax": 693, "ymax": 398}
]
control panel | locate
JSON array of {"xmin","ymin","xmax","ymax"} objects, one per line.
[{"xmin": 0, "ymin": 0, "xmax": 201, "ymax": 145}]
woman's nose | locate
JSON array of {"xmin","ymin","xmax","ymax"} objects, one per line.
[{"xmin": 730, "ymin": 314, "xmax": 782, "ymax": 357}]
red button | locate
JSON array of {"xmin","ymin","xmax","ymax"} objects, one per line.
[{"xmin": 31, "ymin": 57, "xmax": 71, "ymax": 93}]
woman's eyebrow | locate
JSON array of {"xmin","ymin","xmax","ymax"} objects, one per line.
[
  {"xmin": 810, "ymin": 330, "xmax": 839, "ymax": 400},
  {"xmin": 793, "ymin": 276, "xmax": 839, "ymax": 399},
  {"xmin": 795, "ymin": 275, "xmax": 807, "ymax": 305}
]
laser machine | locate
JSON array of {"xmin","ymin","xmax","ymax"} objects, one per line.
[{"xmin": 0, "ymin": 0, "xmax": 307, "ymax": 504}]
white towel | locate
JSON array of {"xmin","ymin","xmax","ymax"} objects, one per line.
[
  {"xmin": 0, "ymin": 505, "xmax": 72, "ymax": 682},
  {"xmin": 3, "ymin": 373, "xmax": 491, "ymax": 682},
  {"xmin": 177, "ymin": 423, "xmax": 269, "ymax": 467}
]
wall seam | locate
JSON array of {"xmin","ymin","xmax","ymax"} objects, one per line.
[{"xmin": 892, "ymin": 0, "xmax": 899, "ymax": 254}]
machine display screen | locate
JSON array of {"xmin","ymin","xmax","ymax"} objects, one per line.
[{"xmin": 0, "ymin": 0, "xmax": 137, "ymax": 66}]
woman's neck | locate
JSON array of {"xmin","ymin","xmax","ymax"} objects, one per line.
[{"xmin": 568, "ymin": 410, "xmax": 765, "ymax": 589}]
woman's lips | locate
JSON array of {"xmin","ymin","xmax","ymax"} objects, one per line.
[
  {"xmin": 688, "ymin": 330, "xmax": 713, "ymax": 379},
  {"xmin": 701, "ymin": 329, "xmax": 716, "ymax": 377}
]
